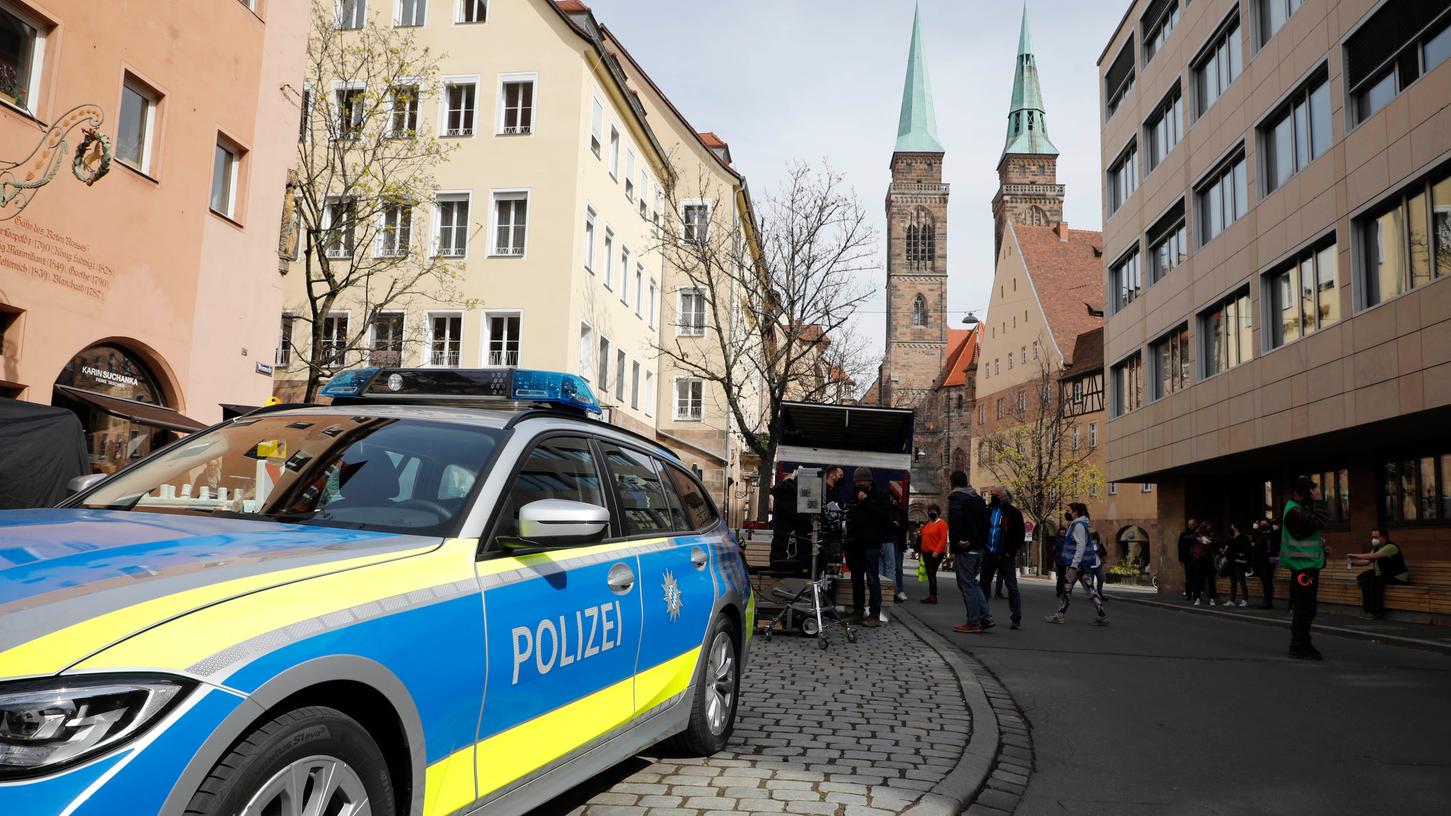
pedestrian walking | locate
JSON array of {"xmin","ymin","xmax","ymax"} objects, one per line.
[
  {"xmin": 1283, "ymin": 476, "xmax": 1329, "ymax": 660},
  {"xmin": 1045, "ymin": 502, "xmax": 1107, "ymax": 625},
  {"xmin": 918, "ymin": 505, "xmax": 947, "ymax": 604},
  {"xmin": 1346, "ymin": 527, "xmax": 1410, "ymax": 620},
  {"xmin": 845, "ymin": 467, "xmax": 892, "ymax": 628},
  {"xmin": 1225, "ymin": 522, "xmax": 1252, "ymax": 607},
  {"xmin": 1193, "ymin": 521, "xmax": 1220, "ymax": 606},
  {"xmin": 1251, "ymin": 518, "xmax": 1278, "ymax": 609},
  {"xmin": 888, "ymin": 488, "xmax": 909, "ymax": 604},
  {"xmin": 980, "ymin": 486, "xmax": 1025, "ymax": 629},
  {"xmin": 1178, "ymin": 519, "xmax": 1199, "ymax": 602},
  {"xmin": 946, "ymin": 470, "xmax": 993, "ymax": 633}
]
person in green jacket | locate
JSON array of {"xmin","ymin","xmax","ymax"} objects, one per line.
[
  {"xmin": 1346, "ymin": 528, "xmax": 1410, "ymax": 620},
  {"xmin": 1282, "ymin": 476, "xmax": 1328, "ymax": 660}
]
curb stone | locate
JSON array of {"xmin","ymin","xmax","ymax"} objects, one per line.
[
  {"xmin": 891, "ymin": 606, "xmax": 1034, "ymax": 816},
  {"xmin": 1104, "ymin": 591, "xmax": 1451, "ymax": 655}
]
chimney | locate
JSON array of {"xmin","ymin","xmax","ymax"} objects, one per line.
[{"xmin": 1054, "ymin": 221, "xmax": 1070, "ymax": 242}]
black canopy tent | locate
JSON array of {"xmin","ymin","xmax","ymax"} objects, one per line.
[
  {"xmin": 776, "ymin": 401, "xmax": 915, "ymax": 472},
  {"xmin": 0, "ymin": 398, "xmax": 89, "ymax": 509}
]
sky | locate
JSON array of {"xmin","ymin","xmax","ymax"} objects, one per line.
[{"xmin": 586, "ymin": 0, "xmax": 1130, "ymax": 361}]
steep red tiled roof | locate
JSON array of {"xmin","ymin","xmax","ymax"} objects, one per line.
[
  {"xmin": 940, "ymin": 326, "xmax": 980, "ymax": 387},
  {"xmin": 556, "ymin": 0, "xmax": 590, "ymax": 12},
  {"xmin": 1060, "ymin": 326, "xmax": 1104, "ymax": 380},
  {"xmin": 1011, "ymin": 222, "xmax": 1104, "ymax": 359},
  {"xmin": 699, "ymin": 131, "xmax": 726, "ymax": 147}
]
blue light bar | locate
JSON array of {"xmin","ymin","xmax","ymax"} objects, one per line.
[
  {"xmin": 319, "ymin": 368, "xmax": 381, "ymax": 398},
  {"xmin": 510, "ymin": 369, "xmax": 601, "ymax": 414}
]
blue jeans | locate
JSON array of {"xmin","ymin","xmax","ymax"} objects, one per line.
[
  {"xmin": 879, "ymin": 544, "xmax": 896, "ymax": 586},
  {"xmin": 955, "ymin": 550, "xmax": 992, "ymax": 624}
]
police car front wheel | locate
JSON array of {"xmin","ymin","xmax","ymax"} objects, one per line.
[
  {"xmin": 183, "ymin": 706, "xmax": 395, "ymax": 816},
  {"xmin": 669, "ymin": 615, "xmax": 740, "ymax": 755}
]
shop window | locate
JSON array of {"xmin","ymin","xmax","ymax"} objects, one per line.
[
  {"xmin": 1381, "ymin": 455, "xmax": 1451, "ymax": 525},
  {"xmin": 1266, "ymin": 237, "xmax": 1337, "ymax": 348},
  {"xmin": 1199, "ymin": 287, "xmax": 1252, "ymax": 377},
  {"xmin": 0, "ymin": 2, "xmax": 48, "ymax": 113},
  {"xmin": 1359, "ymin": 165, "xmax": 1451, "ymax": 308},
  {"xmin": 1310, "ymin": 469, "xmax": 1350, "ymax": 526}
]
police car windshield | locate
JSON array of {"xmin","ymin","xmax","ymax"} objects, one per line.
[{"xmin": 77, "ymin": 414, "xmax": 505, "ymax": 536}]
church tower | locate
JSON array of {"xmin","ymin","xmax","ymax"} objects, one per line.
[
  {"xmin": 881, "ymin": 3, "xmax": 948, "ymax": 409},
  {"xmin": 992, "ymin": 6, "xmax": 1064, "ymax": 256}
]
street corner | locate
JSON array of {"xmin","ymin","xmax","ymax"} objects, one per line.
[{"xmin": 552, "ymin": 618, "xmax": 974, "ymax": 816}]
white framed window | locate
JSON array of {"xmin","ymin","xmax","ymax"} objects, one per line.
[
  {"xmin": 0, "ymin": 2, "xmax": 48, "ymax": 114},
  {"xmin": 491, "ymin": 190, "xmax": 528, "ymax": 256},
  {"xmin": 376, "ymin": 201, "xmax": 412, "ymax": 257},
  {"xmin": 323, "ymin": 197, "xmax": 356, "ymax": 258},
  {"xmin": 602, "ymin": 228, "xmax": 615, "ymax": 289},
  {"xmin": 497, "ymin": 74, "xmax": 535, "ymax": 135},
  {"xmin": 210, "ymin": 140, "xmax": 242, "ymax": 219},
  {"xmin": 426, "ymin": 312, "xmax": 462, "ymax": 367},
  {"xmin": 1142, "ymin": 483, "xmax": 1154, "ymax": 493},
  {"xmin": 598, "ymin": 335, "xmax": 610, "ymax": 386},
  {"xmin": 1072, "ymin": 426, "xmax": 1080, "ymax": 451},
  {"xmin": 608, "ymin": 126, "xmax": 620, "ymax": 179},
  {"xmin": 683, "ymin": 202, "xmax": 710, "ymax": 242},
  {"xmin": 298, "ymin": 84, "xmax": 313, "ymax": 143},
  {"xmin": 625, "ymin": 148, "xmax": 636, "ymax": 200},
  {"xmin": 456, "ymin": 0, "xmax": 486, "ymax": 24},
  {"xmin": 388, "ymin": 83, "xmax": 420, "ymax": 137},
  {"xmin": 321, "ymin": 312, "xmax": 350, "ymax": 368},
  {"xmin": 276, "ymin": 313, "xmax": 295, "ymax": 366},
  {"xmin": 579, "ymin": 322, "xmax": 593, "ymax": 379},
  {"xmin": 614, "ymin": 350, "xmax": 625, "ymax": 401},
  {"xmin": 678, "ymin": 288, "xmax": 706, "ymax": 336},
  {"xmin": 334, "ymin": 82, "xmax": 366, "ymax": 140},
  {"xmin": 1109, "ymin": 482, "xmax": 1118, "ymax": 496},
  {"xmin": 634, "ymin": 264, "xmax": 643, "ymax": 317},
  {"xmin": 630, "ymin": 360, "xmax": 640, "ymax": 409},
  {"xmin": 1089, "ymin": 423, "xmax": 1098, "ymax": 448},
  {"xmin": 337, "ymin": 0, "xmax": 366, "ymax": 30},
  {"xmin": 434, "ymin": 192, "xmax": 469, "ymax": 257},
  {"xmin": 396, "ymin": 0, "xmax": 425, "ymax": 27},
  {"xmin": 644, "ymin": 371, "xmax": 655, "ymax": 417},
  {"xmin": 674, "ymin": 378, "xmax": 704, "ymax": 421},
  {"xmin": 441, "ymin": 78, "xmax": 477, "ymax": 137},
  {"xmin": 583, "ymin": 207, "xmax": 597, "ymax": 273},
  {"xmin": 590, "ymin": 94, "xmax": 603, "ymax": 157},
  {"xmin": 116, "ymin": 75, "xmax": 159, "ymax": 174},
  {"xmin": 369, "ymin": 312, "xmax": 405, "ymax": 367},
  {"xmin": 648, "ymin": 279, "xmax": 657, "ymax": 327},
  {"xmin": 619, "ymin": 246, "xmax": 630, "ymax": 304},
  {"xmin": 638, "ymin": 173, "xmax": 649, "ymax": 218},
  {"xmin": 486, "ymin": 312, "xmax": 521, "ymax": 366}
]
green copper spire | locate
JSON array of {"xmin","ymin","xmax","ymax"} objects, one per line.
[
  {"xmin": 1002, "ymin": 4, "xmax": 1058, "ymax": 157},
  {"xmin": 895, "ymin": 3, "xmax": 943, "ymax": 153}
]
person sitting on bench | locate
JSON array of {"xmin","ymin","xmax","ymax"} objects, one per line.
[{"xmin": 1345, "ymin": 527, "xmax": 1410, "ymax": 620}]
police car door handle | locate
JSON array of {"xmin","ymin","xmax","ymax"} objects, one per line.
[
  {"xmin": 690, "ymin": 547, "xmax": 709, "ymax": 570},
  {"xmin": 607, "ymin": 562, "xmax": 635, "ymax": 594}
]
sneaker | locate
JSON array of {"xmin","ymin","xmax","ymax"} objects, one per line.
[
  {"xmin": 953, "ymin": 623, "xmax": 983, "ymax": 633},
  {"xmin": 1193, "ymin": 598, "xmax": 1201, "ymax": 606},
  {"xmin": 1010, "ymin": 619, "xmax": 1022, "ymax": 630},
  {"xmin": 861, "ymin": 617, "xmax": 880, "ymax": 628},
  {"xmin": 1238, "ymin": 600, "xmax": 1248, "ymax": 607},
  {"xmin": 1093, "ymin": 616, "xmax": 1109, "ymax": 626},
  {"xmin": 980, "ymin": 618, "xmax": 996, "ymax": 631},
  {"xmin": 1208, "ymin": 599, "xmax": 1218, "ymax": 606},
  {"xmin": 1043, "ymin": 614, "xmax": 1065, "ymax": 624},
  {"xmin": 896, "ymin": 591, "xmax": 909, "ymax": 603}
]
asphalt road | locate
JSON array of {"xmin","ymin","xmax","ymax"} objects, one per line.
[{"xmin": 904, "ymin": 576, "xmax": 1451, "ymax": 816}]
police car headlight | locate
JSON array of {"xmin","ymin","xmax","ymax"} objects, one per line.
[{"xmin": 0, "ymin": 675, "xmax": 193, "ymax": 778}]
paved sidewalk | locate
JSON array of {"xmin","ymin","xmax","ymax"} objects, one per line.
[
  {"xmin": 1105, "ymin": 587, "xmax": 1451, "ymax": 653},
  {"xmin": 542, "ymin": 618, "xmax": 973, "ymax": 816}
]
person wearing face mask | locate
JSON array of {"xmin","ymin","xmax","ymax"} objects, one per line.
[
  {"xmin": 1045, "ymin": 502, "xmax": 1107, "ymax": 626},
  {"xmin": 980, "ymin": 486, "xmax": 1025, "ymax": 630},
  {"xmin": 1282, "ymin": 476, "xmax": 1329, "ymax": 660},
  {"xmin": 1346, "ymin": 528, "xmax": 1410, "ymax": 620},
  {"xmin": 1251, "ymin": 518, "xmax": 1278, "ymax": 609}
]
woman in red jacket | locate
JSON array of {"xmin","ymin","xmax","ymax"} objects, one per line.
[{"xmin": 919, "ymin": 504, "xmax": 948, "ymax": 604}]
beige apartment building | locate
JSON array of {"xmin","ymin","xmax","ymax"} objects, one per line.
[
  {"xmin": 0, "ymin": 0, "xmax": 307, "ymax": 472},
  {"xmin": 1099, "ymin": 0, "xmax": 1451, "ymax": 614}
]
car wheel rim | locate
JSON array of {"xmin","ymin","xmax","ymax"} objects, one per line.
[
  {"xmin": 240, "ymin": 754, "xmax": 371, "ymax": 816},
  {"xmin": 704, "ymin": 632, "xmax": 736, "ymax": 736}
]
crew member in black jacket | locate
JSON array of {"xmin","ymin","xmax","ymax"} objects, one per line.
[
  {"xmin": 947, "ymin": 470, "xmax": 993, "ymax": 633},
  {"xmin": 846, "ymin": 467, "xmax": 891, "ymax": 627}
]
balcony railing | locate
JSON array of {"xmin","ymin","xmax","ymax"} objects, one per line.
[{"xmin": 487, "ymin": 349, "xmax": 519, "ymax": 367}]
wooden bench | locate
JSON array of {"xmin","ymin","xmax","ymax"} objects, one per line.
[
  {"xmin": 1293, "ymin": 560, "xmax": 1451, "ymax": 617},
  {"xmin": 742, "ymin": 532, "xmax": 894, "ymax": 613}
]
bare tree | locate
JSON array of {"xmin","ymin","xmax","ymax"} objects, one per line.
[
  {"xmin": 282, "ymin": 4, "xmax": 465, "ymax": 400},
  {"xmin": 652, "ymin": 160, "xmax": 876, "ymax": 519},
  {"xmin": 978, "ymin": 340, "xmax": 1102, "ymax": 570}
]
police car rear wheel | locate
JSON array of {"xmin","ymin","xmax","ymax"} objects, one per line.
[
  {"xmin": 668, "ymin": 615, "xmax": 739, "ymax": 755},
  {"xmin": 184, "ymin": 706, "xmax": 395, "ymax": 816}
]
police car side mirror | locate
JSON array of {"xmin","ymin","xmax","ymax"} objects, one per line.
[
  {"xmin": 66, "ymin": 473, "xmax": 107, "ymax": 497},
  {"xmin": 516, "ymin": 499, "xmax": 610, "ymax": 548}
]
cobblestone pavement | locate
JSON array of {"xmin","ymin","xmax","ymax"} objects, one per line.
[{"xmin": 541, "ymin": 617, "xmax": 973, "ymax": 816}]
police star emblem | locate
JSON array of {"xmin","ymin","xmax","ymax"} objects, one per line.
[{"xmin": 662, "ymin": 569, "xmax": 684, "ymax": 622}]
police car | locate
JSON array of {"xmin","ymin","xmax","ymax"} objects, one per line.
[{"xmin": 0, "ymin": 368, "xmax": 753, "ymax": 816}]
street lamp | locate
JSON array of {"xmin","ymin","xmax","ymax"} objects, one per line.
[{"xmin": 962, "ymin": 311, "xmax": 980, "ymax": 328}]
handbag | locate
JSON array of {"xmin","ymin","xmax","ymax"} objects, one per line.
[{"xmin": 917, "ymin": 559, "xmax": 928, "ymax": 583}]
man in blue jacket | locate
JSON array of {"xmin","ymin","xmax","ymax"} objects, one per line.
[{"xmin": 947, "ymin": 470, "xmax": 993, "ymax": 633}]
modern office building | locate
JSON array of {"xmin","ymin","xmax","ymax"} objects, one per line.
[{"xmin": 1099, "ymin": 0, "xmax": 1451, "ymax": 615}]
